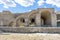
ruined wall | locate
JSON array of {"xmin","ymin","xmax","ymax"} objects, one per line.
[
  {"xmin": 0, "ymin": 8, "xmax": 58, "ymax": 27},
  {"xmin": 0, "ymin": 11, "xmax": 15, "ymax": 26}
]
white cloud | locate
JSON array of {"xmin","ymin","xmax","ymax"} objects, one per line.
[
  {"xmin": 14, "ymin": 0, "xmax": 35, "ymax": 7},
  {"xmin": 46, "ymin": 0, "xmax": 60, "ymax": 7},
  {"xmin": 0, "ymin": 0, "xmax": 60, "ymax": 8},
  {"xmin": 0, "ymin": 0, "xmax": 16, "ymax": 8},
  {"xmin": 37, "ymin": 0, "xmax": 45, "ymax": 6},
  {"xmin": 28, "ymin": 10, "xmax": 32, "ymax": 12},
  {"xmin": 37, "ymin": 0, "xmax": 60, "ymax": 8},
  {"xmin": 43, "ymin": 6, "xmax": 47, "ymax": 8},
  {"xmin": 0, "ymin": 0, "xmax": 35, "ymax": 8}
]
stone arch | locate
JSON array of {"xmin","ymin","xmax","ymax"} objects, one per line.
[
  {"xmin": 16, "ymin": 15, "xmax": 25, "ymax": 27},
  {"xmin": 28, "ymin": 10, "xmax": 37, "ymax": 18},
  {"xmin": 8, "ymin": 19, "xmax": 15, "ymax": 27},
  {"xmin": 41, "ymin": 10, "xmax": 51, "ymax": 26},
  {"xmin": 9, "ymin": 21, "xmax": 14, "ymax": 27},
  {"xmin": 28, "ymin": 12, "xmax": 37, "ymax": 27}
]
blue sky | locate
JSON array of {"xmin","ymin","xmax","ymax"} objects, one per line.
[{"xmin": 0, "ymin": 0, "xmax": 60, "ymax": 13}]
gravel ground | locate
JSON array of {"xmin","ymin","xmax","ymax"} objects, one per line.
[{"xmin": 0, "ymin": 33, "xmax": 60, "ymax": 40}]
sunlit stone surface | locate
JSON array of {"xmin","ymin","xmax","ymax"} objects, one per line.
[
  {"xmin": 0, "ymin": 33, "xmax": 60, "ymax": 40},
  {"xmin": 0, "ymin": 8, "xmax": 58, "ymax": 27}
]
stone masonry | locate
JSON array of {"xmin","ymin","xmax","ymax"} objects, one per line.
[{"xmin": 0, "ymin": 8, "xmax": 60, "ymax": 27}]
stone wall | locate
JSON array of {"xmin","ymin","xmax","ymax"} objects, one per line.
[
  {"xmin": 0, "ymin": 27, "xmax": 60, "ymax": 33},
  {"xmin": 0, "ymin": 8, "xmax": 59, "ymax": 27},
  {"xmin": 0, "ymin": 11, "xmax": 15, "ymax": 26}
]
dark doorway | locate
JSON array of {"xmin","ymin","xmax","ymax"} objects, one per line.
[
  {"xmin": 20, "ymin": 18, "xmax": 25, "ymax": 23},
  {"xmin": 41, "ymin": 17, "xmax": 46, "ymax": 25},
  {"xmin": 41, "ymin": 10, "xmax": 51, "ymax": 26},
  {"xmin": 29, "ymin": 18, "xmax": 35, "ymax": 26},
  {"xmin": 30, "ymin": 18, "xmax": 35, "ymax": 23}
]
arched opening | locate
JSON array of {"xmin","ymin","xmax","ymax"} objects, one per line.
[
  {"xmin": 30, "ymin": 18, "xmax": 35, "ymax": 23},
  {"xmin": 16, "ymin": 17, "xmax": 25, "ymax": 27},
  {"xmin": 9, "ymin": 21, "xmax": 14, "ymax": 27},
  {"xmin": 20, "ymin": 18, "xmax": 25, "ymax": 23},
  {"xmin": 28, "ymin": 13, "xmax": 36, "ymax": 27},
  {"xmin": 29, "ymin": 18, "xmax": 36, "ymax": 26},
  {"xmin": 41, "ymin": 17, "xmax": 46, "ymax": 25},
  {"xmin": 41, "ymin": 10, "xmax": 51, "ymax": 26}
]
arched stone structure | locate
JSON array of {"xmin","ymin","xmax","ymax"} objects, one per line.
[
  {"xmin": 35, "ymin": 8, "xmax": 57, "ymax": 27},
  {"xmin": 41, "ymin": 10, "xmax": 51, "ymax": 26},
  {"xmin": 9, "ymin": 21, "xmax": 14, "ymax": 27},
  {"xmin": 28, "ymin": 11, "xmax": 37, "ymax": 27},
  {"xmin": 16, "ymin": 15, "xmax": 25, "ymax": 27},
  {"xmin": 15, "ymin": 8, "xmax": 57, "ymax": 27},
  {"xmin": 0, "ymin": 8, "xmax": 58, "ymax": 27},
  {"xmin": 8, "ymin": 20, "xmax": 15, "ymax": 27}
]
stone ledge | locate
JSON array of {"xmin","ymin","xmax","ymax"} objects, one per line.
[{"xmin": 0, "ymin": 27, "xmax": 60, "ymax": 33}]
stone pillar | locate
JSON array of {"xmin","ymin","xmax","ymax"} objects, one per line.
[
  {"xmin": 13, "ymin": 20, "xmax": 16, "ymax": 27},
  {"xmin": 25, "ymin": 17, "xmax": 29, "ymax": 27},
  {"xmin": 36, "ymin": 11, "xmax": 41, "ymax": 27},
  {"xmin": 51, "ymin": 13, "xmax": 57, "ymax": 27},
  {"xmin": 0, "ymin": 20, "xmax": 3, "ymax": 26}
]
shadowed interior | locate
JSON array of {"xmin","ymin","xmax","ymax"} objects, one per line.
[{"xmin": 41, "ymin": 10, "xmax": 51, "ymax": 26}]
